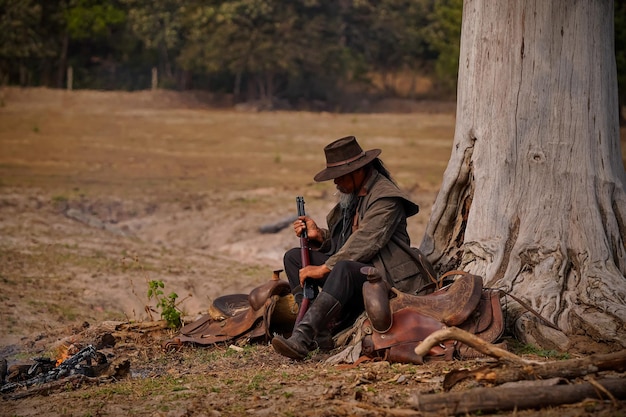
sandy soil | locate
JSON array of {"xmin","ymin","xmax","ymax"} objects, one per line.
[{"xmin": 0, "ymin": 87, "xmax": 624, "ymax": 416}]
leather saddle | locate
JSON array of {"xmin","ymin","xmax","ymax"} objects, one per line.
[
  {"xmin": 164, "ymin": 271, "xmax": 297, "ymax": 349},
  {"xmin": 360, "ymin": 269, "xmax": 504, "ymax": 363}
]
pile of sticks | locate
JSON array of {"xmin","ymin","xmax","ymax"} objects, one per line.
[{"xmin": 409, "ymin": 327, "xmax": 626, "ymax": 415}]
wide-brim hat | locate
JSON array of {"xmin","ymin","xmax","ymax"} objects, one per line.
[{"xmin": 314, "ymin": 136, "xmax": 381, "ymax": 182}]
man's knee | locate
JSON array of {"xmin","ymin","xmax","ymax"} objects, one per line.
[
  {"xmin": 324, "ymin": 261, "xmax": 366, "ymax": 292},
  {"xmin": 332, "ymin": 260, "xmax": 365, "ymax": 277},
  {"xmin": 284, "ymin": 247, "xmax": 301, "ymax": 265}
]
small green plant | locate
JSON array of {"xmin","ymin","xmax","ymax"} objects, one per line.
[
  {"xmin": 147, "ymin": 280, "xmax": 182, "ymax": 329},
  {"xmin": 510, "ymin": 340, "xmax": 570, "ymax": 360},
  {"xmin": 305, "ymin": 347, "xmax": 320, "ymax": 360}
]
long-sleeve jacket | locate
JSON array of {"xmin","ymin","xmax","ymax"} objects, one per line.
[{"xmin": 316, "ymin": 170, "xmax": 424, "ymax": 293}]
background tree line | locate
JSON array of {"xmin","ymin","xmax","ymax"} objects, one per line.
[{"xmin": 1, "ymin": 0, "xmax": 624, "ymax": 113}]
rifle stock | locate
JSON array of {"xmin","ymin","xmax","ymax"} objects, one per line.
[{"xmin": 294, "ymin": 196, "xmax": 317, "ymax": 327}]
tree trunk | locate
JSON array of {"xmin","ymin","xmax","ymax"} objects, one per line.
[{"xmin": 420, "ymin": 0, "xmax": 626, "ymax": 350}]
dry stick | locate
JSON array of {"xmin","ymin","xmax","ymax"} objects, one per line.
[
  {"xmin": 409, "ymin": 377, "xmax": 626, "ymax": 415},
  {"xmin": 117, "ymin": 321, "xmax": 170, "ymax": 332},
  {"xmin": 5, "ymin": 374, "xmax": 96, "ymax": 400},
  {"xmin": 443, "ymin": 350, "xmax": 626, "ymax": 390},
  {"xmin": 413, "ymin": 326, "xmax": 537, "ymax": 365},
  {"xmin": 586, "ymin": 375, "xmax": 619, "ymax": 407}
]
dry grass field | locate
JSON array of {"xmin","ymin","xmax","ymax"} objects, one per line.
[
  {"xmin": 0, "ymin": 88, "xmax": 453, "ymax": 335},
  {"xmin": 0, "ymin": 87, "xmax": 624, "ymax": 416}
]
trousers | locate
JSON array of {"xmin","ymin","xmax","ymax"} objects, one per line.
[{"xmin": 283, "ymin": 247, "xmax": 369, "ymax": 329}]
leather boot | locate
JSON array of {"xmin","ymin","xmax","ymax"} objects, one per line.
[
  {"xmin": 315, "ymin": 329, "xmax": 335, "ymax": 352},
  {"xmin": 272, "ymin": 292, "xmax": 341, "ymax": 360}
]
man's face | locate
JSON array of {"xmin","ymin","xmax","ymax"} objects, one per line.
[{"xmin": 334, "ymin": 172, "xmax": 356, "ymax": 194}]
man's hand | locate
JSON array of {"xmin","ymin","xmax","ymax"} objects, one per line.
[
  {"xmin": 299, "ymin": 264, "xmax": 330, "ymax": 286},
  {"xmin": 294, "ymin": 216, "xmax": 323, "ymax": 243}
]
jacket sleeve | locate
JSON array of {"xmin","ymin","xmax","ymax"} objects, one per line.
[{"xmin": 324, "ymin": 197, "xmax": 403, "ymax": 269}]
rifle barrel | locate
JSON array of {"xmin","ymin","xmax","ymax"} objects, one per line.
[{"xmin": 294, "ymin": 196, "xmax": 316, "ymax": 327}]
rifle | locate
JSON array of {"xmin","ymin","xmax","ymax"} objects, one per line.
[{"xmin": 293, "ymin": 196, "xmax": 318, "ymax": 327}]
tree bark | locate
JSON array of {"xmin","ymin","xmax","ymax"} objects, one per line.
[{"xmin": 420, "ymin": 0, "xmax": 626, "ymax": 349}]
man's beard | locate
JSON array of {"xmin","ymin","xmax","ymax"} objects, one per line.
[{"xmin": 338, "ymin": 191, "xmax": 356, "ymax": 210}]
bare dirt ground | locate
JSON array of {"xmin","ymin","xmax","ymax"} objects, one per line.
[{"xmin": 0, "ymin": 87, "xmax": 624, "ymax": 416}]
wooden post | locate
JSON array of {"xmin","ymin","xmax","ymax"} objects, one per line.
[
  {"xmin": 66, "ymin": 66, "xmax": 73, "ymax": 91},
  {"xmin": 151, "ymin": 67, "xmax": 158, "ymax": 90}
]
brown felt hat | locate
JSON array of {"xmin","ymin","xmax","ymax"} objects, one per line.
[{"xmin": 313, "ymin": 136, "xmax": 381, "ymax": 182}]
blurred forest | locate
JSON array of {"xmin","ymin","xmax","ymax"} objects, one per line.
[{"xmin": 1, "ymin": 0, "xmax": 625, "ymax": 113}]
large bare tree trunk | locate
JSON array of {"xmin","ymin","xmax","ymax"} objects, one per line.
[{"xmin": 420, "ymin": 0, "xmax": 626, "ymax": 350}]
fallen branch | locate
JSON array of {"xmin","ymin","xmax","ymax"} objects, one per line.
[
  {"xmin": 259, "ymin": 215, "xmax": 298, "ymax": 234},
  {"xmin": 409, "ymin": 377, "xmax": 626, "ymax": 415},
  {"xmin": 413, "ymin": 326, "xmax": 535, "ymax": 365},
  {"xmin": 116, "ymin": 321, "xmax": 171, "ymax": 332},
  {"xmin": 443, "ymin": 349, "xmax": 626, "ymax": 390},
  {"xmin": 415, "ymin": 327, "xmax": 626, "ymax": 391}
]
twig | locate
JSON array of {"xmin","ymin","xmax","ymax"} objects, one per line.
[{"xmin": 586, "ymin": 375, "xmax": 619, "ymax": 407}]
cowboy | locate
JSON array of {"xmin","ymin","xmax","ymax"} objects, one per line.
[{"xmin": 271, "ymin": 135, "xmax": 425, "ymax": 360}]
